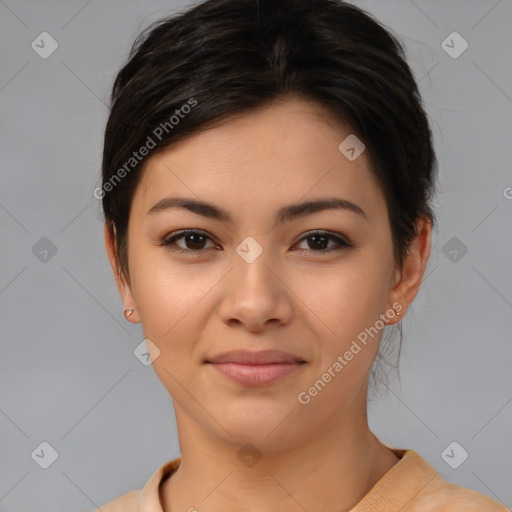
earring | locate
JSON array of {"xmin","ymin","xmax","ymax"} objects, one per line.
[
  {"xmin": 394, "ymin": 305, "xmax": 400, "ymax": 317},
  {"xmin": 124, "ymin": 308, "xmax": 134, "ymax": 318}
]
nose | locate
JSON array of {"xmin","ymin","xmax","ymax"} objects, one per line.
[{"xmin": 217, "ymin": 242, "xmax": 293, "ymax": 332}]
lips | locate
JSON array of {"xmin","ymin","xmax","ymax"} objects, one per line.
[
  {"xmin": 205, "ymin": 349, "xmax": 306, "ymax": 365},
  {"xmin": 205, "ymin": 349, "xmax": 307, "ymax": 386}
]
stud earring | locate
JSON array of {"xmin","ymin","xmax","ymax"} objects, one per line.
[
  {"xmin": 394, "ymin": 305, "xmax": 400, "ymax": 317},
  {"xmin": 124, "ymin": 308, "xmax": 134, "ymax": 318}
]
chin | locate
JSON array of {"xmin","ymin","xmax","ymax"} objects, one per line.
[{"xmin": 212, "ymin": 405, "xmax": 301, "ymax": 448}]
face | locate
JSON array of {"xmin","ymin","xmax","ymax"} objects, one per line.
[{"xmin": 106, "ymin": 97, "xmax": 429, "ymax": 453}]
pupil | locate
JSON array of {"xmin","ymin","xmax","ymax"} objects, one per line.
[
  {"xmin": 310, "ymin": 235, "xmax": 327, "ymax": 250},
  {"xmin": 187, "ymin": 234, "xmax": 205, "ymax": 250}
]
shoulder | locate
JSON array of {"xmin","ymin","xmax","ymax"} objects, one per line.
[
  {"xmin": 92, "ymin": 489, "xmax": 141, "ymax": 512},
  {"xmin": 91, "ymin": 456, "xmax": 181, "ymax": 512},
  {"xmin": 413, "ymin": 476, "xmax": 509, "ymax": 511},
  {"xmin": 367, "ymin": 449, "xmax": 509, "ymax": 512}
]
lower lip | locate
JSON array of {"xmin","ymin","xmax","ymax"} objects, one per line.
[{"xmin": 207, "ymin": 362, "xmax": 305, "ymax": 386}]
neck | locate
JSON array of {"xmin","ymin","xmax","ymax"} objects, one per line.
[{"xmin": 160, "ymin": 391, "xmax": 399, "ymax": 512}]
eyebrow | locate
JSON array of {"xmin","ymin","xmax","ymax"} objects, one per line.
[{"xmin": 147, "ymin": 196, "xmax": 367, "ymax": 223}]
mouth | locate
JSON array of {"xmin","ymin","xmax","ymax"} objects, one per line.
[{"xmin": 205, "ymin": 349, "xmax": 307, "ymax": 386}]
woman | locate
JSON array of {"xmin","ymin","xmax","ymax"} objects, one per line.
[{"xmin": 94, "ymin": 0, "xmax": 507, "ymax": 510}]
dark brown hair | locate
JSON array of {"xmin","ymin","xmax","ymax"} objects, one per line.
[{"xmin": 101, "ymin": 0, "xmax": 437, "ymax": 284}]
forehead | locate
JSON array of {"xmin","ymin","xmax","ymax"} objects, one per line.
[{"xmin": 132, "ymin": 97, "xmax": 386, "ymax": 221}]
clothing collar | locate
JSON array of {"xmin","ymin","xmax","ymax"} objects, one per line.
[{"xmin": 137, "ymin": 449, "xmax": 437, "ymax": 511}]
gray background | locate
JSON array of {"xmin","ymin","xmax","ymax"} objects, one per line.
[{"xmin": 1, "ymin": 0, "xmax": 511, "ymax": 510}]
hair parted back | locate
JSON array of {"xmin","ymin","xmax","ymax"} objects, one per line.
[{"xmin": 101, "ymin": 0, "xmax": 437, "ymax": 283}]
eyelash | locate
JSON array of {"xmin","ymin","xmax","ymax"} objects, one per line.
[{"xmin": 159, "ymin": 229, "xmax": 353, "ymax": 256}]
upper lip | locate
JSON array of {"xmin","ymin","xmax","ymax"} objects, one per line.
[{"xmin": 206, "ymin": 349, "xmax": 306, "ymax": 365}]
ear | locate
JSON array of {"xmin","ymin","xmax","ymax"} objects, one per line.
[
  {"xmin": 104, "ymin": 223, "xmax": 141, "ymax": 324},
  {"xmin": 386, "ymin": 216, "xmax": 432, "ymax": 325}
]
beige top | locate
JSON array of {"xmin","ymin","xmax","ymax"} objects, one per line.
[{"xmin": 94, "ymin": 449, "xmax": 508, "ymax": 511}]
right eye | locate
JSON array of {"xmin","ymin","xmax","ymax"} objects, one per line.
[{"xmin": 160, "ymin": 230, "xmax": 218, "ymax": 255}]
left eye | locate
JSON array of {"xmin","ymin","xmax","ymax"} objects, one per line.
[
  {"xmin": 160, "ymin": 230, "xmax": 352, "ymax": 255},
  {"xmin": 294, "ymin": 231, "xmax": 352, "ymax": 254}
]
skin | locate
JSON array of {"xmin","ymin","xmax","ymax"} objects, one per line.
[{"xmin": 105, "ymin": 96, "xmax": 431, "ymax": 512}]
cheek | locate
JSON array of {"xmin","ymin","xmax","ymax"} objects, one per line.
[
  {"xmin": 301, "ymin": 251, "xmax": 394, "ymax": 341},
  {"xmin": 128, "ymin": 246, "xmax": 227, "ymax": 362},
  {"xmin": 294, "ymin": 252, "xmax": 394, "ymax": 411},
  {"xmin": 129, "ymin": 260, "xmax": 215, "ymax": 395},
  {"xmin": 132, "ymin": 266, "xmax": 214, "ymax": 336}
]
